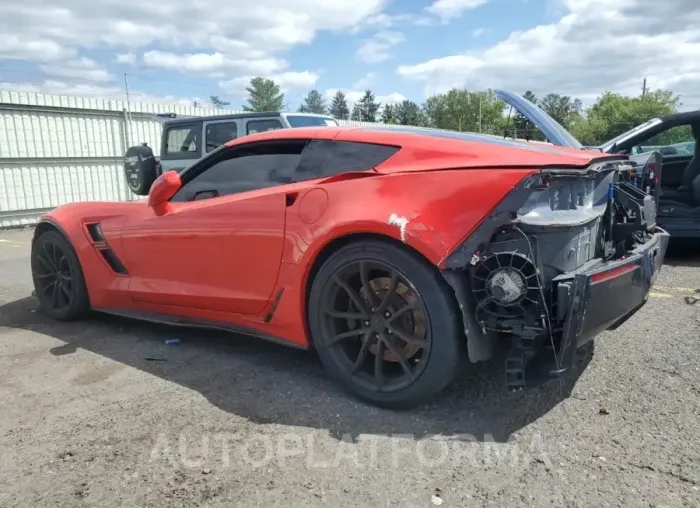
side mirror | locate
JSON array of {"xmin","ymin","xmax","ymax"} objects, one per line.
[{"xmin": 148, "ymin": 171, "xmax": 182, "ymax": 213}]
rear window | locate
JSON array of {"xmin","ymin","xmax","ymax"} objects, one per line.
[
  {"xmin": 247, "ymin": 119, "xmax": 283, "ymax": 135},
  {"xmin": 166, "ymin": 125, "xmax": 199, "ymax": 154},
  {"xmin": 286, "ymin": 115, "xmax": 338, "ymax": 128}
]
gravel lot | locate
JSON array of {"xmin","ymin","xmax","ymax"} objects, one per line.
[{"xmin": 1, "ymin": 227, "xmax": 699, "ymax": 507}]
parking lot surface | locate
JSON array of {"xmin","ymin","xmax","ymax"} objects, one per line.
[{"xmin": 1, "ymin": 227, "xmax": 699, "ymax": 507}]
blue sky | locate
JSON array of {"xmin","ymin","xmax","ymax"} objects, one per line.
[{"xmin": 2, "ymin": 0, "xmax": 700, "ymax": 110}]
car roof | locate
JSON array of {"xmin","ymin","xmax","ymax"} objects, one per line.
[
  {"xmin": 225, "ymin": 125, "xmax": 622, "ymax": 169},
  {"xmin": 602, "ymin": 109, "xmax": 700, "ymax": 151}
]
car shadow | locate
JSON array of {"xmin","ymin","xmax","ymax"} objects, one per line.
[{"xmin": 0, "ymin": 296, "xmax": 593, "ymax": 443}]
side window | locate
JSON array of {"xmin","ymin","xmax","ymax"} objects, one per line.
[
  {"xmin": 293, "ymin": 140, "xmax": 399, "ymax": 182},
  {"xmin": 165, "ymin": 125, "xmax": 199, "ymax": 155},
  {"xmin": 632, "ymin": 125, "xmax": 695, "ymax": 157},
  {"xmin": 247, "ymin": 119, "xmax": 283, "ymax": 135},
  {"xmin": 205, "ymin": 121, "xmax": 238, "ymax": 153},
  {"xmin": 171, "ymin": 140, "xmax": 307, "ymax": 202}
]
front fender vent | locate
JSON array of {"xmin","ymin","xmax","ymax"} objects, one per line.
[{"xmin": 98, "ymin": 248, "xmax": 129, "ymax": 275}]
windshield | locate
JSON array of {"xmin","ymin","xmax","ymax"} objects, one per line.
[{"xmin": 285, "ymin": 115, "xmax": 338, "ymax": 128}]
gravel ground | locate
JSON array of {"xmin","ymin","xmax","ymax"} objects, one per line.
[{"xmin": 1, "ymin": 227, "xmax": 699, "ymax": 508}]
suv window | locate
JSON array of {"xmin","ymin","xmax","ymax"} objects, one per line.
[
  {"xmin": 166, "ymin": 125, "xmax": 199, "ymax": 155},
  {"xmin": 171, "ymin": 140, "xmax": 307, "ymax": 202},
  {"xmin": 205, "ymin": 121, "xmax": 238, "ymax": 153},
  {"xmin": 293, "ymin": 140, "xmax": 399, "ymax": 182},
  {"xmin": 247, "ymin": 119, "xmax": 283, "ymax": 135}
]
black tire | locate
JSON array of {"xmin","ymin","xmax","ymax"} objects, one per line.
[
  {"xmin": 31, "ymin": 230, "xmax": 90, "ymax": 321},
  {"xmin": 308, "ymin": 239, "xmax": 466, "ymax": 409},
  {"xmin": 124, "ymin": 145, "xmax": 159, "ymax": 196}
]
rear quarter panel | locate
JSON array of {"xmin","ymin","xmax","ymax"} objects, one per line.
[{"xmin": 287, "ymin": 168, "xmax": 539, "ymax": 269}]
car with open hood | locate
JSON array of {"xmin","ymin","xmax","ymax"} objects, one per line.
[{"xmin": 31, "ymin": 97, "xmax": 668, "ymax": 408}]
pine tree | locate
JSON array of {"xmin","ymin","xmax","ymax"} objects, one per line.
[
  {"xmin": 242, "ymin": 77, "xmax": 284, "ymax": 112},
  {"xmin": 298, "ymin": 90, "xmax": 327, "ymax": 114},
  {"xmin": 329, "ymin": 91, "xmax": 350, "ymax": 120},
  {"xmin": 356, "ymin": 89, "xmax": 380, "ymax": 122}
]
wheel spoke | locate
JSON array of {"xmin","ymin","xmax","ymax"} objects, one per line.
[
  {"xmin": 41, "ymin": 243, "xmax": 56, "ymax": 271},
  {"xmin": 373, "ymin": 338, "xmax": 385, "ymax": 389},
  {"xmin": 351, "ymin": 330, "xmax": 372, "ymax": 373},
  {"xmin": 51, "ymin": 279, "xmax": 60, "ymax": 309},
  {"xmin": 359, "ymin": 261, "xmax": 378, "ymax": 307},
  {"xmin": 51, "ymin": 242, "xmax": 61, "ymax": 270},
  {"xmin": 333, "ymin": 276, "xmax": 370, "ymax": 315},
  {"xmin": 380, "ymin": 332, "xmax": 413, "ymax": 378},
  {"xmin": 324, "ymin": 309, "xmax": 367, "ymax": 320},
  {"xmin": 35, "ymin": 271, "xmax": 55, "ymax": 280},
  {"xmin": 376, "ymin": 270, "xmax": 400, "ymax": 314},
  {"xmin": 327, "ymin": 327, "xmax": 370, "ymax": 346},
  {"xmin": 386, "ymin": 325, "xmax": 425, "ymax": 347},
  {"xmin": 58, "ymin": 280, "xmax": 71, "ymax": 303}
]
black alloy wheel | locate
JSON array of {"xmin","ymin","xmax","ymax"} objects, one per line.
[
  {"xmin": 309, "ymin": 240, "xmax": 465, "ymax": 408},
  {"xmin": 31, "ymin": 230, "xmax": 90, "ymax": 320}
]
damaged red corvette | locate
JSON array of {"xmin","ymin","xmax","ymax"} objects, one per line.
[{"xmin": 31, "ymin": 97, "xmax": 669, "ymax": 408}]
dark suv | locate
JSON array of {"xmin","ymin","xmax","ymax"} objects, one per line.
[{"xmin": 124, "ymin": 111, "xmax": 338, "ymax": 195}]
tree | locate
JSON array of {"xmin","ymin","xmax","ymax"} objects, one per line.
[
  {"xmin": 210, "ymin": 95, "xmax": 230, "ymax": 109},
  {"xmin": 329, "ymin": 91, "xmax": 350, "ymax": 120},
  {"xmin": 350, "ymin": 103, "xmax": 363, "ymax": 121},
  {"xmin": 298, "ymin": 90, "xmax": 327, "ymax": 114},
  {"xmin": 511, "ymin": 90, "xmax": 543, "ymax": 140},
  {"xmin": 569, "ymin": 89, "xmax": 681, "ymax": 146},
  {"xmin": 393, "ymin": 100, "xmax": 424, "ymax": 126},
  {"xmin": 539, "ymin": 93, "xmax": 582, "ymax": 129},
  {"xmin": 356, "ymin": 89, "xmax": 381, "ymax": 122},
  {"xmin": 423, "ymin": 89, "xmax": 505, "ymax": 134},
  {"xmin": 381, "ymin": 104, "xmax": 395, "ymax": 124},
  {"xmin": 242, "ymin": 77, "xmax": 284, "ymax": 112}
]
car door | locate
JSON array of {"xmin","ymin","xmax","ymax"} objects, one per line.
[{"xmin": 121, "ymin": 139, "xmax": 308, "ymax": 316}]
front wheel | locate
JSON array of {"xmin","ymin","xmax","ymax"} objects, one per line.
[
  {"xmin": 308, "ymin": 239, "xmax": 466, "ymax": 409},
  {"xmin": 31, "ymin": 229, "xmax": 90, "ymax": 320}
]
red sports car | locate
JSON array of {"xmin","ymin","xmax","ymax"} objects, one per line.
[{"xmin": 31, "ymin": 93, "xmax": 669, "ymax": 408}]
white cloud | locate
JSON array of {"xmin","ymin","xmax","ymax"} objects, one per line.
[
  {"xmin": 219, "ymin": 71, "xmax": 320, "ymax": 95},
  {"xmin": 40, "ymin": 57, "xmax": 113, "ymax": 83},
  {"xmin": 325, "ymin": 88, "xmax": 406, "ymax": 107},
  {"xmin": 356, "ymin": 31, "xmax": 405, "ymax": 63},
  {"xmin": 141, "ymin": 51, "xmax": 289, "ymax": 76},
  {"xmin": 426, "ymin": 0, "xmax": 491, "ymax": 20},
  {"xmin": 0, "ymin": 0, "xmax": 386, "ymax": 93},
  {"xmin": 398, "ymin": 0, "xmax": 700, "ymax": 108},
  {"xmin": 0, "ymin": 34, "xmax": 74, "ymax": 62},
  {"xmin": 472, "ymin": 28, "xmax": 486, "ymax": 37},
  {"xmin": 0, "ymin": 1, "xmax": 386, "ymax": 61},
  {"xmin": 116, "ymin": 53, "xmax": 136, "ymax": 65}
]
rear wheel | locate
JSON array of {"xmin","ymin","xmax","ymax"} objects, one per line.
[
  {"xmin": 31, "ymin": 230, "xmax": 90, "ymax": 320},
  {"xmin": 308, "ymin": 239, "xmax": 466, "ymax": 408}
]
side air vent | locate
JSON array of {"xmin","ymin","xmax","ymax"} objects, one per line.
[
  {"xmin": 99, "ymin": 249, "xmax": 129, "ymax": 275},
  {"xmin": 86, "ymin": 223, "xmax": 105, "ymax": 243}
]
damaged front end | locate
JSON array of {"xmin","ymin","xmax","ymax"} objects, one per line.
[{"xmin": 443, "ymin": 160, "xmax": 670, "ymax": 391}]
